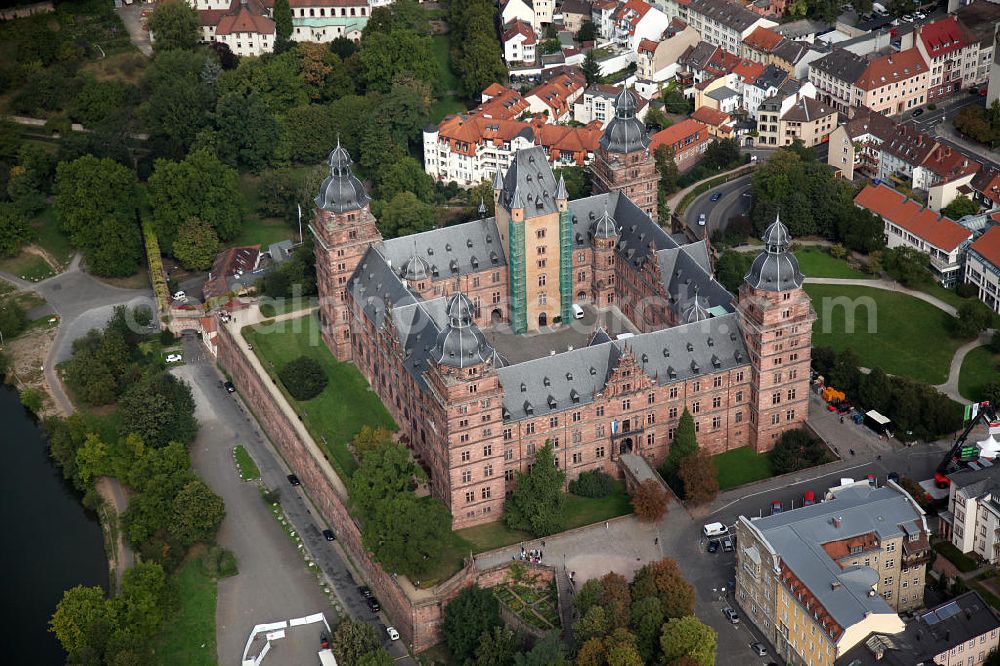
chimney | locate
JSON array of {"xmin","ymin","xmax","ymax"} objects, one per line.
[
  {"xmin": 831, "ymin": 581, "xmax": 842, "ymax": 591},
  {"xmin": 833, "ymin": 516, "xmax": 842, "ymax": 528}
]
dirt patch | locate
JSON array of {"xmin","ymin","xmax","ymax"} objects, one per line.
[
  {"xmin": 95, "ymin": 476, "xmax": 136, "ymax": 590},
  {"xmin": 94, "ymin": 264, "xmax": 151, "ymax": 290},
  {"xmin": 3, "ymin": 326, "xmax": 61, "ymax": 417},
  {"xmin": 23, "ymin": 244, "xmax": 61, "ymax": 272}
]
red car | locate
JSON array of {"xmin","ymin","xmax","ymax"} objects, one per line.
[{"xmin": 803, "ymin": 491, "xmax": 816, "ymax": 506}]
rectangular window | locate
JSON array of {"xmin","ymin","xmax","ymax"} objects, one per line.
[
  {"xmin": 483, "ymin": 444, "xmax": 492, "ymax": 456},
  {"xmin": 482, "ymin": 487, "xmax": 491, "ymax": 500},
  {"xmin": 465, "ymin": 491, "xmax": 474, "ymax": 503},
  {"xmin": 669, "ymin": 387, "xmax": 678, "ymax": 399},
  {"xmin": 504, "ymin": 449, "xmax": 513, "ymax": 461},
  {"xmin": 572, "ymin": 453, "xmax": 582, "ymax": 464},
  {"xmin": 461, "ymin": 450, "xmax": 470, "ymax": 462},
  {"xmin": 505, "ymin": 469, "xmax": 514, "ymax": 481},
  {"xmin": 595, "ymin": 446, "xmax": 605, "ymax": 458},
  {"xmin": 596, "ymin": 406, "xmax": 605, "ymax": 417},
  {"xmin": 526, "ymin": 423, "xmax": 535, "ymax": 434},
  {"xmin": 550, "ymin": 416, "xmax": 559, "ymax": 428},
  {"xmin": 712, "ymin": 396, "xmax": 722, "ymax": 409}
]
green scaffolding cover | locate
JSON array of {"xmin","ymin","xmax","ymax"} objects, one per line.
[
  {"xmin": 559, "ymin": 208, "xmax": 572, "ymax": 323},
  {"xmin": 509, "ymin": 218, "xmax": 527, "ymax": 334}
]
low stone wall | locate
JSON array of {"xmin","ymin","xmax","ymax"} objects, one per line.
[{"xmin": 218, "ymin": 323, "xmax": 462, "ymax": 651}]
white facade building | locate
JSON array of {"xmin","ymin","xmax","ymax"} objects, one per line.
[{"xmin": 965, "ymin": 226, "xmax": 1000, "ymax": 315}]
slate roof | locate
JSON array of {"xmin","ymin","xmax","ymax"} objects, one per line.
[
  {"xmin": 752, "ymin": 483, "xmax": 927, "ymax": 632},
  {"xmin": 774, "ymin": 18, "xmax": 830, "ymax": 40},
  {"xmin": 499, "ymin": 146, "xmax": 562, "ymax": 218},
  {"xmin": 810, "ymin": 48, "xmax": 867, "ymax": 85},
  {"xmin": 706, "ymin": 85, "xmax": 740, "ymax": 101},
  {"xmin": 751, "ymin": 64, "xmax": 789, "ymax": 91},
  {"xmin": 379, "ymin": 217, "xmax": 507, "ymax": 283},
  {"xmin": 687, "ymin": 0, "xmax": 764, "ymax": 33},
  {"xmin": 781, "ymin": 96, "xmax": 835, "ymax": 123},
  {"xmin": 498, "ymin": 312, "xmax": 749, "ymax": 421},
  {"xmin": 679, "ymin": 41, "xmax": 719, "ymax": 71},
  {"xmin": 771, "ymin": 39, "xmax": 813, "ymax": 65}
]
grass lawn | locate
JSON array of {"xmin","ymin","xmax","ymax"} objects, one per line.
[
  {"xmin": 914, "ymin": 280, "xmax": 983, "ymax": 314},
  {"xmin": 713, "ymin": 447, "xmax": 774, "ymax": 490},
  {"xmin": 231, "ymin": 216, "xmax": 295, "ymax": 248},
  {"xmin": 31, "ymin": 206, "xmax": 74, "ymax": 267},
  {"xmin": 805, "ymin": 284, "xmax": 962, "ymax": 385},
  {"xmin": 233, "ymin": 444, "xmax": 261, "ymax": 481},
  {"xmin": 430, "ymin": 35, "xmax": 465, "ymax": 122},
  {"xmin": 958, "ymin": 346, "xmax": 1000, "ymax": 402},
  {"xmin": 155, "ymin": 558, "xmax": 218, "ymax": 666},
  {"xmin": 259, "ymin": 296, "xmax": 317, "ymax": 318},
  {"xmin": 243, "ymin": 314, "xmax": 396, "ymax": 479},
  {"xmin": 794, "ymin": 248, "xmax": 870, "ymax": 279},
  {"xmin": 933, "ymin": 540, "xmax": 978, "ymax": 573},
  {"xmin": 0, "ymin": 252, "xmax": 54, "ymax": 281}
]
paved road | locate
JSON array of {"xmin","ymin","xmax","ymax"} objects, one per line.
[
  {"xmin": 178, "ymin": 336, "xmax": 415, "ymax": 665},
  {"xmin": 116, "ymin": 4, "xmax": 153, "ymax": 57},
  {"xmin": 684, "ymin": 175, "xmax": 752, "ymax": 240}
]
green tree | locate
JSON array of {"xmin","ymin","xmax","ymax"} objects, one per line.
[
  {"xmin": 474, "ymin": 625, "xmax": 518, "ymax": 666},
  {"xmin": 143, "ymin": 50, "xmax": 216, "ymax": 159},
  {"xmin": 771, "ymin": 429, "xmax": 829, "ymax": 474},
  {"xmin": 631, "ymin": 558, "xmax": 695, "ymax": 620},
  {"xmin": 273, "ymin": 0, "xmax": 293, "ymax": 50},
  {"xmin": 118, "ymin": 561, "xmax": 169, "ymax": 640},
  {"xmin": 362, "ymin": 493, "xmax": 452, "ymax": 576},
  {"xmin": 954, "ymin": 299, "xmax": 994, "ymax": 339},
  {"xmin": 941, "ymin": 195, "xmax": 978, "ymax": 220},
  {"xmin": 513, "ymin": 631, "xmax": 567, "ymax": 666},
  {"xmin": 554, "ymin": 166, "xmax": 591, "ymax": 200},
  {"xmin": 332, "ymin": 618, "xmax": 383, "ymax": 665},
  {"xmin": 173, "ymin": 218, "xmax": 219, "ymax": 270},
  {"xmin": 279, "ymin": 356, "xmax": 328, "ymax": 400},
  {"xmin": 630, "ymin": 596, "xmax": 665, "ymax": 662},
  {"xmin": 215, "ymin": 91, "xmax": 280, "ymax": 172},
  {"xmin": 654, "ymin": 145, "xmax": 679, "ymax": 220},
  {"xmin": 218, "ymin": 50, "xmax": 308, "ymax": 114},
  {"xmin": 504, "ymin": 441, "xmax": 566, "ymax": 536},
  {"xmin": 575, "ymin": 578, "xmax": 604, "ymax": 618},
  {"xmin": 55, "ymin": 155, "xmax": 141, "ymax": 277},
  {"xmin": 659, "ymin": 616, "xmax": 716, "ymax": 666},
  {"xmin": 349, "ymin": 440, "xmax": 423, "ymax": 518},
  {"xmin": 882, "ymin": 246, "xmax": 931, "ymax": 286},
  {"xmin": 384, "ymin": 77, "xmax": 433, "ymax": 148},
  {"xmin": 146, "ymin": 149, "xmax": 241, "ymax": 252},
  {"xmin": 578, "ymin": 20, "xmax": 598, "ymax": 42},
  {"xmin": 50, "ymin": 585, "xmax": 118, "ymax": 663},
  {"xmin": 71, "ymin": 77, "xmax": 139, "ymax": 127},
  {"xmin": 376, "ymin": 156, "xmax": 435, "ymax": 203},
  {"xmin": 169, "ymin": 479, "xmax": 225, "ymax": 547},
  {"xmin": 679, "ymin": 449, "xmax": 719, "ymax": 505},
  {"xmin": 117, "ymin": 372, "xmax": 198, "ymax": 448},
  {"xmin": 0, "ymin": 202, "xmax": 28, "ymax": 257},
  {"xmin": 574, "ymin": 605, "xmax": 609, "ymax": 642},
  {"xmin": 661, "ymin": 408, "xmax": 697, "ymax": 491},
  {"xmin": 360, "ymin": 29, "xmax": 440, "ymax": 94},
  {"xmin": 148, "ymin": 2, "xmax": 200, "ymax": 52},
  {"xmin": 714, "ymin": 250, "xmax": 752, "ymax": 293},
  {"xmin": 702, "ymin": 139, "xmax": 741, "ymax": 170},
  {"xmin": 582, "ymin": 49, "xmax": 601, "ymax": 85},
  {"xmin": 443, "ymin": 585, "xmax": 502, "ymax": 662},
  {"xmin": 378, "ymin": 191, "xmax": 437, "ymax": 238}
]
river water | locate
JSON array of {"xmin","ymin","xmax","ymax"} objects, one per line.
[{"xmin": 0, "ymin": 384, "xmax": 109, "ymax": 664}]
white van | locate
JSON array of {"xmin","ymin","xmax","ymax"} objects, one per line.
[
  {"xmin": 703, "ymin": 522, "xmax": 729, "ymax": 538},
  {"xmin": 572, "ymin": 303, "xmax": 584, "ymax": 320}
]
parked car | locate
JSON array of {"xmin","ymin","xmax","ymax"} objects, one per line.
[
  {"xmin": 358, "ymin": 585, "xmax": 373, "ymax": 598},
  {"xmin": 724, "ymin": 607, "xmax": 740, "ymax": 624},
  {"xmin": 322, "ymin": 529, "xmax": 335, "ymax": 541},
  {"xmin": 803, "ymin": 491, "xmax": 816, "ymax": 506},
  {"xmin": 710, "ymin": 191, "xmax": 722, "ymax": 202},
  {"xmin": 707, "ymin": 539, "xmax": 720, "ymax": 553},
  {"xmin": 224, "ymin": 381, "xmax": 236, "ymax": 393},
  {"xmin": 287, "ymin": 474, "xmax": 301, "ymax": 486},
  {"xmin": 172, "ymin": 290, "xmax": 186, "ymax": 301},
  {"xmin": 698, "ymin": 213, "xmax": 706, "ymax": 226},
  {"xmin": 912, "ymin": 108, "xmax": 924, "ymax": 116},
  {"xmin": 888, "ymin": 471, "xmax": 900, "ymax": 483},
  {"xmin": 721, "ymin": 536, "xmax": 734, "ymax": 552},
  {"xmin": 165, "ymin": 353, "xmax": 182, "ymax": 363},
  {"xmin": 387, "ymin": 626, "xmax": 400, "ymax": 641},
  {"xmin": 367, "ymin": 596, "xmax": 381, "ymax": 612},
  {"xmin": 751, "ymin": 642, "xmax": 768, "ymax": 657},
  {"xmin": 770, "ymin": 500, "xmax": 783, "ymax": 515},
  {"xmin": 837, "ymin": 401, "xmax": 853, "ymax": 414},
  {"xmin": 867, "ymin": 474, "xmax": 877, "ymax": 486}
]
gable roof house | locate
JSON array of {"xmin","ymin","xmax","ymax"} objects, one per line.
[
  {"xmin": 902, "ymin": 14, "xmax": 981, "ymax": 102},
  {"xmin": 524, "ymin": 69, "xmax": 587, "ymax": 122},
  {"xmin": 808, "ymin": 48, "xmax": 868, "ymax": 115},
  {"xmin": 853, "ymin": 48, "xmax": 930, "ymax": 117},
  {"xmin": 635, "ymin": 20, "xmax": 702, "ymax": 83},
  {"xmin": 613, "ymin": 0, "xmax": 671, "ymax": 52},
  {"xmin": 502, "ymin": 18, "xmax": 538, "ymax": 65}
]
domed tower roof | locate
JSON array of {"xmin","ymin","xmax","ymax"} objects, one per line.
[
  {"xmin": 592, "ymin": 204, "xmax": 619, "ymax": 240},
  {"xmin": 315, "ymin": 139, "xmax": 369, "ymax": 214},
  {"xmin": 744, "ymin": 213, "xmax": 804, "ymax": 292},
  {"xmin": 401, "ymin": 253, "xmax": 431, "ymax": 280},
  {"xmin": 433, "ymin": 293, "xmax": 494, "ymax": 368},
  {"xmin": 599, "ymin": 88, "xmax": 650, "ymax": 155}
]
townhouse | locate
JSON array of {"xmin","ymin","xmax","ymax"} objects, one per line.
[
  {"xmin": 612, "ymin": 0, "xmax": 671, "ymax": 52},
  {"xmin": 940, "ymin": 461, "xmax": 1000, "ymax": 563},
  {"xmin": 855, "ymin": 182, "xmax": 973, "ymax": 286},
  {"xmin": 809, "ymin": 48, "xmax": 868, "ymax": 115},
  {"xmin": 771, "ymin": 39, "xmax": 823, "ymax": 80},
  {"xmin": 955, "ymin": 1, "xmax": 1000, "ymax": 88},
  {"xmin": 524, "ymin": 69, "xmax": 587, "ymax": 122},
  {"xmin": 573, "ymin": 84, "xmax": 649, "ymax": 127},
  {"xmin": 635, "ymin": 20, "xmax": 701, "ymax": 83},
  {"xmin": 902, "ymin": 15, "xmax": 981, "ymax": 102},
  {"xmin": 502, "ymin": 18, "xmax": 537, "ymax": 65},
  {"xmin": 500, "ymin": 0, "xmax": 553, "ymax": 34},
  {"xmin": 559, "ymin": 0, "xmax": 592, "ymax": 34},
  {"xmin": 742, "ymin": 63, "xmax": 788, "ymax": 118},
  {"xmin": 683, "ymin": 0, "xmax": 776, "ymax": 54},
  {"xmin": 735, "ymin": 482, "xmax": 930, "ymax": 666},
  {"xmin": 592, "ymin": 0, "xmax": 619, "ymax": 41},
  {"xmin": 741, "ymin": 25, "xmax": 784, "ymax": 64},
  {"xmin": 758, "ymin": 96, "xmax": 836, "ymax": 148},
  {"xmin": 649, "ymin": 118, "xmax": 712, "ymax": 171},
  {"xmin": 691, "ymin": 105, "xmax": 735, "ymax": 139},
  {"xmin": 478, "ymin": 84, "xmax": 531, "ymax": 121},
  {"xmin": 853, "ymin": 48, "xmax": 929, "ymax": 117},
  {"xmin": 964, "ymin": 225, "xmax": 1000, "ymax": 315}
]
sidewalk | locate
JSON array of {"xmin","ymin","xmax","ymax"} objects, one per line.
[
  {"xmin": 665, "ymin": 164, "xmax": 754, "ymax": 214},
  {"xmin": 803, "ymin": 276, "xmax": 957, "ymax": 316}
]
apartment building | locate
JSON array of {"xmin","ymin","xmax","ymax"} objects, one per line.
[
  {"xmin": 524, "ymin": 69, "xmax": 587, "ymax": 122},
  {"xmin": 691, "ymin": 106, "xmax": 735, "ymax": 139},
  {"xmin": 940, "ymin": 459, "xmax": 1000, "ymax": 562},
  {"xmin": 772, "ymin": 96, "xmax": 837, "ymax": 147},
  {"xmin": 855, "ymin": 183, "xmax": 973, "ymax": 286},
  {"xmin": 559, "ymin": 0, "xmax": 592, "ymax": 34},
  {"xmin": 809, "ymin": 49, "xmax": 867, "ymax": 114},
  {"xmin": 478, "ymin": 84, "xmax": 531, "ymax": 121},
  {"xmin": 743, "ymin": 64, "xmax": 788, "ymax": 118},
  {"xmin": 836, "ymin": 592, "xmax": 1000, "ymax": 666},
  {"xmin": 683, "ymin": 0, "xmax": 776, "ymax": 54},
  {"xmin": 964, "ymin": 226, "xmax": 1000, "ymax": 315},
  {"xmin": 500, "ymin": 0, "xmax": 539, "ymax": 33},
  {"xmin": 649, "ymin": 118, "xmax": 712, "ymax": 171},
  {"xmin": 741, "ymin": 25, "xmax": 784, "ymax": 64},
  {"xmin": 573, "ymin": 84, "xmax": 650, "ymax": 127},
  {"xmin": 635, "ymin": 21, "xmax": 701, "ymax": 83},
  {"xmin": 955, "ymin": 1, "xmax": 1000, "ymax": 87},
  {"xmin": 735, "ymin": 482, "xmax": 930, "ymax": 666},
  {"xmin": 903, "ymin": 15, "xmax": 981, "ymax": 102},
  {"xmin": 854, "ymin": 48, "xmax": 929, "ymax": 117},
  {"xmin": 592, "ymin": 0, "xmax": 619, "ymax": 40},
  {"xmin": 612, "ymin": 0, "xmax": 671, "ymax": 52},
  {"xmin": 771, "ymin": 39, "xmax": 824, "ymax": 80}
]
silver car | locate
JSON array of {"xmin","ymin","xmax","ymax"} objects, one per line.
[{"xmin": 724, "ymin": 607, "xmax": 740, "ymax": 624}]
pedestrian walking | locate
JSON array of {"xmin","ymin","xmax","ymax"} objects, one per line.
[
  {"xmin": 849, "ymin": 448, "xmax": 855, "ymax": 456},
  {"xmin": 654, "ymin": 537, "xmax": 659, "ymax": 545},
  {"xmin": 606, "ymin": 521, "xmax": 609, "ymax": 529}
]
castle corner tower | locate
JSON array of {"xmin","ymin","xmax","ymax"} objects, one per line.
[
  {"xmin": 590, "ymin": 88, "xmax": 659, "ymax": 222},
  {"xmin": 312, "ymin": 141, "xmax": 381, "ymax": 361},
  {"xmin": 737, "ymin": 215, "xmax": 815, "ymax": 453}
]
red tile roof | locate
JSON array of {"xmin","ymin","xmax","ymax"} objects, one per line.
[
  {"xmin": 534, "ymin": 122, "xmax": 602, "ymax": 163},
  {"xmin": 743, "ymin": 26, "xmax": 784, "ymax": 52},
  {"xmin": 855, "ymin": 48, "xmax": 927, "ymax": 91},
  {"xmin": 216, "ymin": 5, "xmax": 275, "ymax": 36},
  {"xmin": 613, "ymin": 0, "xmax": 654, "ymax": 35},
  {"xmin": 526, "ymin": 70, "xmax": 585, "ymax": 119},
  {"xmin": 638, "ymin": 38, "xmax": 659, "ymax": 54},
  {"xmin": 854, "ymin": 183, "xmax": 972, "ymax": 253},
  {"xmin": 920, "ymin": 144, "xmax": 981, "ymax": 182},
  {"xmin": 197, "ymin": 8, "xmax": 226, "ymax": 28},
  {"xmin": 436, "ymin": 114, "xmax": 535, "ymax": 156},
  {"xmin": 650, "ymin": 118, "xmax": 709, "ymax": 150},
  {"xmin": 969, "ymin": 226, "xmax": 1000, "ymax": 269},
  {"xmin": 690, "ymin": 106, "xmax": 732, "ymax": 127},
  {"xmin": 503, "ymin": 18, "xmax": 536, "ymax": 45},
  {"xmin": 731, "ymin": 59, "xmax": 766, "ymax": 84},
  {"xmin": 477, "ymin": 85, "xmax": 530, "ymax": 120},
  {"xmin": 917, "ymin": 15, "xmax": 973, "ymax": 58}
]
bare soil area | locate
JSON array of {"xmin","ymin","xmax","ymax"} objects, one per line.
[{"xmin": 4, "ymin": 326, "xmax": 61, "ymax": 417}]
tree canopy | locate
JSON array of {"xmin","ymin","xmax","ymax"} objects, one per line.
[
  {"xmin": 659, "ymin": 616, "xmax": 716, "ymax": 666},
  {"xmin": 443, "ymin": 585, "xmax": 502, "ymax": 662},
  {"xmin": 148, "ymin": 2, "xmax": 200, "ymax": 52},
  {"xmin": 279, "ymin": 356, "xmax": 328, "ymax": 401},
  {"xmin": 503, "ymin": 441, "xmax": 566, "ymax": 536}
]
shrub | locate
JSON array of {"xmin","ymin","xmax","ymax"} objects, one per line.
[
  {"xmin": 569, "ymin": 469, "xmax": 616, "ymax": 497},
  {"xmin": 278, "ymin": 355, "xmax": 327, "ymax": 400},
  {"xmin": 771, "ymin": 429, "xmax": 831, "ymax": 475},
  {"xmin": 159, "ymin": 329, "xmax": 176, "ymax": 345},
  {"xmin": 955, "ymin": 282, "xmax": 979, "ymax": 299},
  {"xmin": 20, "ymin": 387, "xmax": 44, "ymax": 414}
]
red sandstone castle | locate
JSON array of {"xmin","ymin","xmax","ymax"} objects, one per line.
[{"xmin": 312, "ymin": 91, "xmax": 814, "ymax": 529}]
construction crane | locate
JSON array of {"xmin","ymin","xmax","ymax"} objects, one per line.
[{"xmin": 934, "ymin": 402, "xmax": 1000, "ymax": 489}]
